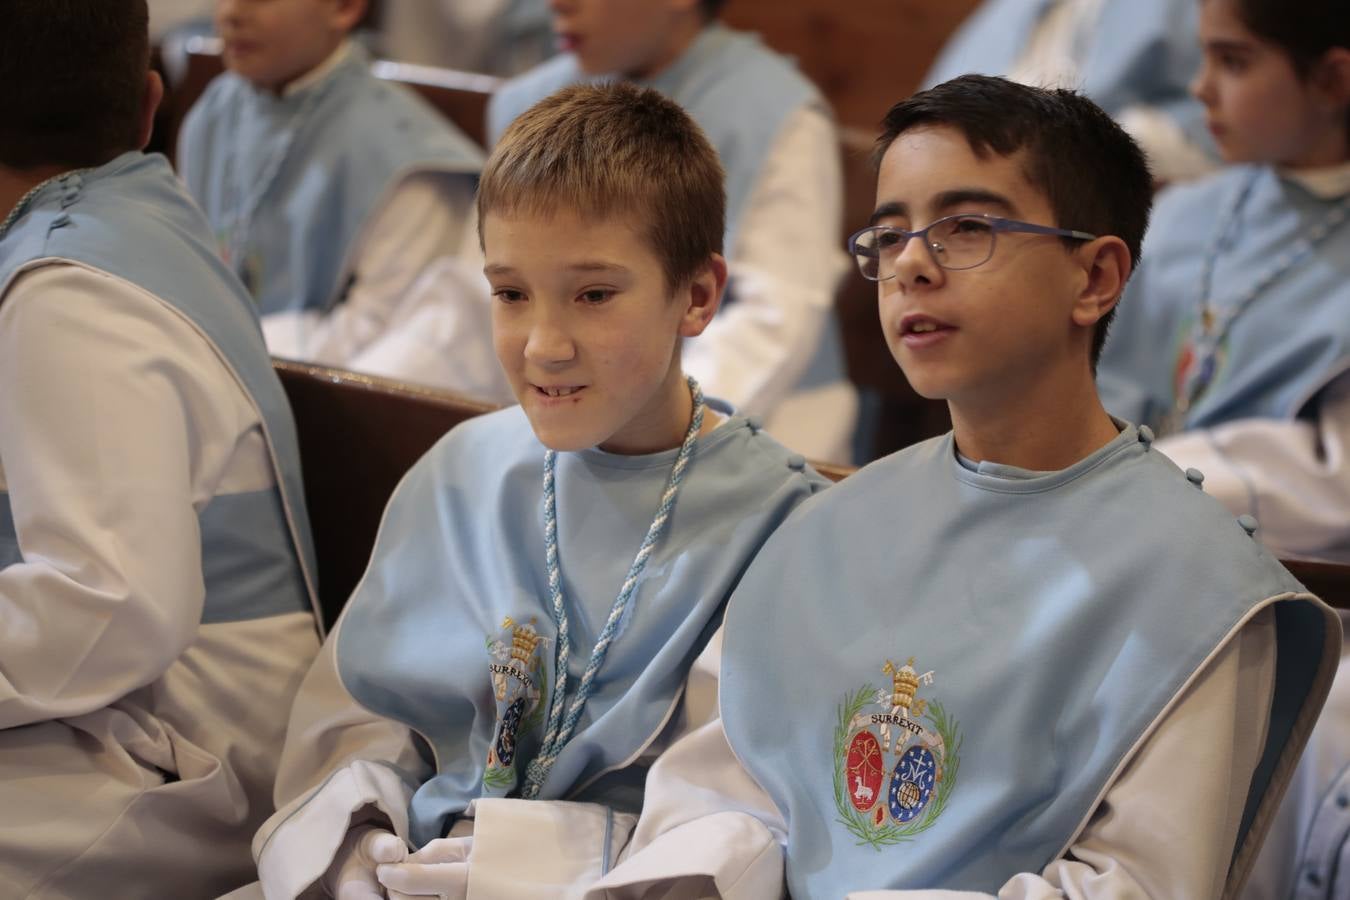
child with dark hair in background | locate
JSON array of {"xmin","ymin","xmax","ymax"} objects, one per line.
[
  {"xmin": 0, "ymin": 1, "xmax": 321, "ymax": 895},
  {"xmin": 1089, "ymin": 2, "xmax": 1350, "ymax": 894},
  {"xmin": 178, "ymin": 0, "xmax": 488, "ymax": 387}
]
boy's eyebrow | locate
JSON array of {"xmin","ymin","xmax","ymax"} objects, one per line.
[
  {"xmin": 932, "ymin": 188, "xmax": 1017, "ymax": 217},
  {"xmin": 567, "ymin": 261, "xmax": 631, "ymax": 274},
  {"xmin": 869, "ymin": 201, "xmax": 908, "ymax": 225},
  {"xmin": 869, "ymin": 189, "xmax": 1017, "ymax": 225},
  {"xmin": 1203, "ymin": 38, "xmax": 1255, "ymax": 54},
  {"xmin": 482, "ymin": 261, "xmax": 632, "ymax": 277}
]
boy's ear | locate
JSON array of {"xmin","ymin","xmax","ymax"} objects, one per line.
[
  {"xmin": 330, "ymin": 0, "xmax": 369, "ymax": 33},
  {"xmin": 1069, "ymin": 236, "xmax": 1131, "ymax": 329},
  {"xmin": 137, "ymin": 70, "xmax": 165, "ymax": 151},
  {"xmin": 678, "ymin": 253, "xmax": 728, "ymax": 338},
  {"xmin": 1313, "ymin": 46, "xmax": 1350, "ymax": 107}
]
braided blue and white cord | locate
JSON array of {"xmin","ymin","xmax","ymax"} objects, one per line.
[{"xmin": 521, "ymin": 376, "xmax": 706, "ymax": 799}]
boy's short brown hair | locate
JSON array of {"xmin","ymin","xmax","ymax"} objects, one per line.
[
  {"xmin": 477, "ymin": 82, "xmax": 726, "ymax": 292},
  {"xmin": 0, "ymin": 0, "xmax": 150, "ymax": 170}
]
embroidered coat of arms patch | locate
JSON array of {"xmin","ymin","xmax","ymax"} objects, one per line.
[
  {"xmin": 834, "ymin": 657, "xmax": 962, "ymax": 848},
  {"xmin": 482, "ymin": 617, "xmax": 549, "ymax": 792}
]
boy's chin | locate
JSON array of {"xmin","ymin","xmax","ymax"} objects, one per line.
[{"xmin": 521, "ymin": 418, "xmax": 601, "ymax": 454}]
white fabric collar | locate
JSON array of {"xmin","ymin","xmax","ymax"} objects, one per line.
[
  {"xmin": 1279, "ymin": 160, "xmax": 1350, "ymax": 199},
  {"xmin": 282, "ymin": 38, "xmax": 353, "ymax": 99}
]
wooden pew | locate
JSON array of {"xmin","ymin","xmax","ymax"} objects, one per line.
[
  {"xmin": 163, "ymin": 37, "xmax": 499, "ymax": 159},
  {"xmin": 276, "ymin": 359, "xmax": 1350, "ymax": 624},
  {"xmin": 273, "ymin": 359, "xmax": 498, "ymax": 626},
  {"xmin": 836, "ymin": 127, "xmax": 952, "ymax": 458},
  {"xmin": 1286, "ymin": 561, "xmax": 1350, "ymax": 612},
  {"xmin": 721, "ymin": 0, "xmax": 983, "ymax": 132}
]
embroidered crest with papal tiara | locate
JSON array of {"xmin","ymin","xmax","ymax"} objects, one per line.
[
  {"xmin": 482, "ymin": 616, "xmax": 549, "ymax": 792},
  {"xmin": 834, "ymin": 656, "xmax": 963, "ymax": 848}
]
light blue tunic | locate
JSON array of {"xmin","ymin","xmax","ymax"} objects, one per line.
[
  {"xmin": 0, "ymin": 151, "xmax": 317, "ymax": 625},
  {"xmin": 179, "ymin": 45, "xmax": 484, "ymax": 317},
  {"xmin": 720, "ymin": 426, "xmax": 1335, "ymax": 896},
  {"xmin": 333, "ymin": 404, "xmax": 828, "ymax": 846},
  {"xmin": 924, "ymin": 0, "xmax": 1211, "ymax": 152},
  {"xmin": 1098, "ymin": 165, "xmax": 1350, "ymax": 430},
  {"xmin": 486, "ymin": 23, "xmax": 821, "ymax": 251}
]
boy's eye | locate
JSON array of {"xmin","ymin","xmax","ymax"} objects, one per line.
[
  {"xmin": 493, "ymin": 288, "xmax": 526, "ymax": 304},
  {"xmin": 1217, "ymin": 51, "xmax": 1249, "ymax": 73},
  {"xmin": 949, "ymin": 217, "xmax": 993, "ymax": 235},
  {"xmin": 875, "ymin": 229, "xmax": 907, "ymax": 249},
  {"xmin": 578, "ymin": 289, "xmax": 615, "ymax": 305}
]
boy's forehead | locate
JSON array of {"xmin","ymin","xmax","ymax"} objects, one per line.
[
  {"xmin": 875, "ymin": 126, "xmax": 1038, "ymax": 214},
  {"xmin": 481, "ymin": 207, "xmax": 655, "ymax": 262}
]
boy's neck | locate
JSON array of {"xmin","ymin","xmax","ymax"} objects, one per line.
[
  {"xmin": 1279, "ymin": 129, "xmax": 1349, "ymax": 171},
  {"xmin": 268, "ymin": 38, "xmax": 350, "ymax": 97},
  {"xmin": 947, "ymin": 366, "xmax": 1120, "ymax": 473},
  {"xmin": 627, "ymin": 17, "xmax": 708, "ymax": 81},
  {"xmin": 0, "ymin": 164, "xmax": 72, "ymax": 234}
]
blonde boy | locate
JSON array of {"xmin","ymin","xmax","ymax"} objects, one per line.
[
  {"xmin": 489, "ymin": 0, "xmax": 856, "ymax": 462},
  {"xmin": 234, "ymin": 83, "xmax": 827, "ymax": 899}
]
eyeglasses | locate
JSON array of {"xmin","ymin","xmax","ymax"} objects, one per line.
[{"xmin": 847, "ymin": 214, "xmax": 1097, "ymax": 281}]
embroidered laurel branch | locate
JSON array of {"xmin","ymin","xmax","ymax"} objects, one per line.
[{"xmin": 481, "ymin": 763, "xmax": 516, "ymax": 792}]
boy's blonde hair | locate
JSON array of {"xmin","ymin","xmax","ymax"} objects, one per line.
[{"xmin": 478, "ymin": 82, "xmax": 726, "ymax": 291}]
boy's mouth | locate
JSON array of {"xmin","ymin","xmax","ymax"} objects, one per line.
[
  {"xmin": 534, "ymin": 384, "xmax": 585, "ymax": 398},
  {"xmin": 899, "ymin": 314, "xmax": 956, "ymax": 347},
  {"xmin": 900, "ymin": 314, "xmax": 954, "ymax": 335}
]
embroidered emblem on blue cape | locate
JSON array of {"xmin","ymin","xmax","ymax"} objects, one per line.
[
  {"xmin": 835, "ymin": 657, "xmax": 962, "ymax": 848},
  {"xmin": 482, "ymin": 617, "xmax": 549, "ymax": 792}
]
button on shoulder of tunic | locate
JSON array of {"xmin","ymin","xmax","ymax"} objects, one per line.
[
  {"xmin": 1185, "ymin": 468, "xmax": 1205, "ymax": 487},
  {"xmin": 1138, "ymin": 425, "xmax": 1155, "ymax": 445},
  {"xmin": 786, "ymin": 453, "xmax": 807, "ymax": 471},
  {"xmin": 745, "ymin": 415, "xmax": 764, "ymax": 433},
  {"xmin": 1237, "ymin": 514, "xmax": 1259, "ymax": 536}
]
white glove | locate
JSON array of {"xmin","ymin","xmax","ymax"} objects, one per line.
[
  {"xmin": 376, "ymin": 835, "xmax": 473, "ymax": 900},
  {"xmin": 324, "ymin": 824, "xmax": 410, "ymax": 899}
]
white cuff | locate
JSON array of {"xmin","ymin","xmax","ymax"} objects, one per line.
[
  {"xmin": 466, "ymin": 798, "xmax": 636, "ymax": 899},
  {"xmin": 586, "ymin": 811, "xmax": 783, "ymax": 900},
  {"xmin": 255, "ymin": 760, "xmax": 417, "ymax": 900}
]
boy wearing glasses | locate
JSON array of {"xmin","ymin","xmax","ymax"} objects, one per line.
[{"xmin": 584, "ymin": 75, "xmax": 1338, "ymax": 898}]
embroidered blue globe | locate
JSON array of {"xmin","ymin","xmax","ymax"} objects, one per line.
[
  {"xmin": 495, "ymin": 697, "xmax": 526, "ymax": 767},
  {"xmin": 888, "ymin": 745, "xmax": 937, "ymax": 823}
]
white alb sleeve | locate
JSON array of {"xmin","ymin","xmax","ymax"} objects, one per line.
[{"xmin": 0, "ymin": 265, "xmax": 265, "ymax": 728}]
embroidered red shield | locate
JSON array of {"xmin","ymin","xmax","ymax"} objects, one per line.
[{"xmin": 845, "ymin": 730, "xmax": 884, "ymax": 812}]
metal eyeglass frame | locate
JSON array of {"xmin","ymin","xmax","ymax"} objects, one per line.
[{"xmin": 847, "ymin": 214, "xmax": 1098, "ymax": 281}]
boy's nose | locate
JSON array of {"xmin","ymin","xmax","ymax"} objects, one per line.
[
  {"xmin": 216, "ymin": 0, "xmax": 242, "ymax": 25},
  {"xmin": 523, "ymin": 316, "xmax": 577, "ymax": 366},
  {"xmin": 891, "ymin": 235, "xmax": 944, "ymax": 292},
  {"xmin": 1190, "ymin": 61, "xmax": 1215, "ymax": 105}
]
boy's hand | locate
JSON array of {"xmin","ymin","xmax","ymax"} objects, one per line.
[{"xmin": 376, "ymin": 835, "xmax": 473, "ymax": 900}]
